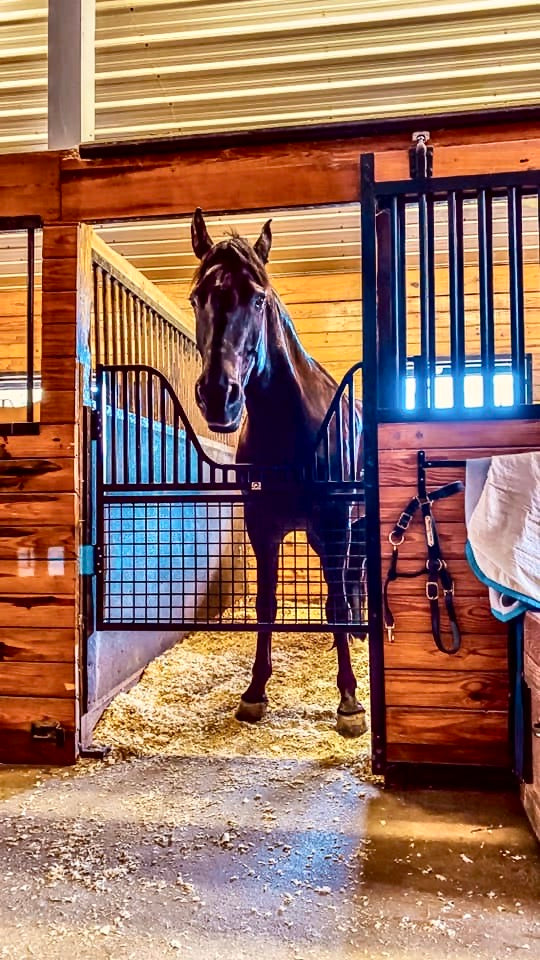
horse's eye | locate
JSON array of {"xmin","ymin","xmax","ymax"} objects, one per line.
[{"xmin": 254, "ymin": 294, "xmax": 265, "ymax": 310}]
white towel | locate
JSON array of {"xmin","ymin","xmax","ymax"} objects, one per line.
[{"xmin": 465, "ymin": 451, "xmax": 540, "ymax": 620}]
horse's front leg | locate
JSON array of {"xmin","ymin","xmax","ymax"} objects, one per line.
[
  {"xmin": 235, "ymin": 510, "xmax": 280, "ymax": 724},
  {"xmin": 310, "ymin": 508, "xmax": 367, "ymax": 738}
]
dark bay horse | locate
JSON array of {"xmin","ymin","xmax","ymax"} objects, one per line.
[{"xmin": 190, "ymin": 208, "xmax": 366, "ymax": 737}]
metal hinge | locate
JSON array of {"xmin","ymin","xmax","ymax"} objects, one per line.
[
  {"xmin": 90, "ymin": 408, "xmax": 101, "ymax": 441},
  {"xmin": 80, "ymin": 544, "xmax": 97, "ymax": 575},
  {"xmin": 31, "ymin": 721, "xmax": 65, "ymax": 747}
]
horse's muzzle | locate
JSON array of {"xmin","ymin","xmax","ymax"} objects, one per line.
[{"xmin": 195, "ymin": 376, "xmax": 244, "ymax": 433}]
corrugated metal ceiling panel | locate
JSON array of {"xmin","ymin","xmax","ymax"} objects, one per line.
[
  {"xmin": 0, "ymin": 1, "xmax": 47, "ymax": 151},
  {"xmin": 0, "ymin": 2, "xmax": 539, "ymax": 152},
  {"xmin": 93, "ymin": 0, "xmax": 540, "ymax": 141}
]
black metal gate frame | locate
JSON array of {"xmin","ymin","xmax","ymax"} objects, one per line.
[{"xmin": 94, "ymin": 361, "xmax": 367, "ymax": 634}]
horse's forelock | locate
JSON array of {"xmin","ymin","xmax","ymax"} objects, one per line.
[{"xmin": 192, "ymin": 235, "xmax": 269, "ymax": 291}]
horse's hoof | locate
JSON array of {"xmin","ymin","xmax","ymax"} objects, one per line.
[
  {"xmin": 336, "ymin": 708, "xmax": 367, "ymax": 738},
  {"xmin": 235, "ymin": 699, "xmax": 267, "ymax": 723}
]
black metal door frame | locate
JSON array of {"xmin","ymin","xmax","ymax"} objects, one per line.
[{"xmin": 359, "ymin": 152, "xmax": 540, "ymax": 775}]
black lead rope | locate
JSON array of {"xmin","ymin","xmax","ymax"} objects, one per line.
[{"xmin": 383, "ymin": 480, "xmax": 464, "ymax": 654}]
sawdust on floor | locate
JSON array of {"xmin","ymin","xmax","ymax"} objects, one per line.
[{"xmin": 96, "ymin": 616, "xmax": 372, "ymax": 776}]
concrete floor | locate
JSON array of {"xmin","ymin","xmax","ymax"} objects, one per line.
[{"xmin": 0, "ymin": 754, "xmax": 538, "ymax": 960}]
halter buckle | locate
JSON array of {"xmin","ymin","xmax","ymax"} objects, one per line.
[
  {"xmin": 389, "ymin": 531, "xmax": 404, "ymax": 546},
  {"xmin": 444, "ymin": 585, "xmax": 455, "ymax": 597},
  {"xmin": 426, "ymin": 581, "xmax": 439, "ymax": 600},
  {"xmin": 396, "ymin": 511, "xmax": 412, "ymax": 530}
]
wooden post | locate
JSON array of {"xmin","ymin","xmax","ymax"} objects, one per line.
[{"xmin": 48, "ymin": 0, "xmax": 96, "ymax": 149}]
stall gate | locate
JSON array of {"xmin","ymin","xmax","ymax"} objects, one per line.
[{"xmin": 90, "ymin": 241, "xmax": 367, "ymax": 635}]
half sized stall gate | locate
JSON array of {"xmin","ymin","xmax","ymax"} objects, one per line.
[{"xmin": 90, "ymin": 236, "xmax": 367, "ymax": 635}]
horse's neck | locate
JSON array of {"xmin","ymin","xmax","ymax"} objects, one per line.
[{"xmin": 240, "ymin": 297, "xmax": 331, "ymax": 463}]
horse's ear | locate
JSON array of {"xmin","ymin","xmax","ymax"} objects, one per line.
[
  {"xmin": 191, "ymin": 207, "xmax": 213, "ymax": 259},
  {"xmin": 254, "ymin": 219, "xmax": 272, "ymax": 264}
]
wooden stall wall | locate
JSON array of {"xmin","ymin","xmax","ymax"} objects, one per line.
[
  {"xmin": 0, "ymin": 223, "xmax": 80, "ymax": 764},
  {"xmin": 379, "ymin": 419, "xmax": 540, "ymax": 769}
]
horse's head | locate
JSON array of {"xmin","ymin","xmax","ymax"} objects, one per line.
[{"xmin": 190, "ymin": 208, "xmax": 272, "ymax": 433}]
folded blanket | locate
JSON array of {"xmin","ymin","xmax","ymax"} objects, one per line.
[{"xmin": 465, "ymin": 451, "xmax": 540, "ymax": 621}]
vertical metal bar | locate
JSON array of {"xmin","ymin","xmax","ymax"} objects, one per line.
[
  {"xmin": 173, "ymin": 409, "xmax": 179, "ymax": 485},
  {"xmin": 392, "ymin": 195, "xmax": 407, "ymax": 408},
  {"xmin": 26, "ymin": 227, "xmax": 35, "ymax": 422},
  {"xmin": 478, "ymin": 189, "xmax": 495, "ymax": 408},
  {"xmin": 376, "ymin": 205, "xmax": 398, "ymax": 408},
  {"xmin": 160, "ymin": 378, "xmax": 167, "ymax": 484},
  {"xmin": 122, "ymin": 368, "xmax": 129, "ymax": 484},
  {"xmin": 147, "ymin": 370, "xmax": 154, "ymax": 483},
  {"xmin": 360, "ymin": 152, "xmax": 386, "ymax": 776},
  {"xmin": 134, "ymin": 366, "xmax": 142, "ymax": 485},
  {"xmin": 93, "ymin": 263, "xmax": 101, "ymax": 368},
  {"xmin": 508, "ymin": 185, "xmax": 526, "ymax": 404},
  {"xmin": 348, "ymin": 378, "xmax": 356, "ymax": 483},
  {"xmin": 448, "ymin": 191, "xmax": 466, "ymax": 410},
  {"xmin": 110, "ymin": 367, "xmax": 117, "ymax": 485},
  {"xmin": 417, "ymin": 193, "xmax": 429, "ymax": 409},
  {"xmin": 422, "ymin": 192, "xmax": 437, "ymax": 406}
]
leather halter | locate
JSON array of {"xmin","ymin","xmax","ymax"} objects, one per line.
[{"xmin": 383, "ymin": 479, "xmax": 464, "ymax": 654}]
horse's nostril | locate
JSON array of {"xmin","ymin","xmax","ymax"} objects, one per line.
[
  {"xmin": 227, "ymin": 381, "xmax": 241, "ymax": 407},
  {"xmin": 195, "ymin": 380, "xmax": 205, "ymax": 408}
]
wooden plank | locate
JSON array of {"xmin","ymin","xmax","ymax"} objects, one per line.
[
  {"xmin": 40, "ymin": 291, "xmax": 78, "ymax": 325},
  {"xmin": 0, "ymin": 153, "xmax": 61, "ymax": 220},
  {"xmin": 0, "ymin": 426, "xmax": 75, "ymax": 459},
  {"xmin": 0, "ymin": 628, "xmax": 75, "ymax": 662},
  {"xmin": 386, "ymin": 707, "xmax": 509, "ymax": 767},
  {"xmin": 0, "ymin": 595, "xmax": 75, "ymax": 629},
  {"xmin": 39, "ymin": 389, "xmax": 80, "ymax": 426},
  {"xmin": 382, "ymin": 558, "xmax": 490, "ymax": 597},
  {"xmin": 41, "ymin": 257, "xmax": 78, "ymax": 293},
  {"xmin": 0, "ymin": 493, "xmax": 76, "ymax": 526},
  {"xmin": 0, "ymin": 525, "xmax": 76, "ymax": 561},
  {"xmin": 0, "ymin": 696, "xmax": 76, "ymax": 764},
  {"xmin": 0, "ymin": 457, "xmax": 75, "ymax": 493},
  {"xmin": 383, "ymin": 632, "xmax": 508, "ymax": 672},
  {"xmin": 41, "ymin": 319, "xmax": 78, "ymax": 358},
  {"xmin": 387, "ymin": 739, "xmax": 510, "ymax": 767},
  {"xmin": 0, "ymin": 662, "xmax": 75, "ymax": 698},
  {"xmin": 385, "ymin": 595, "xmax": 507, "ymax": 635},
  {"xmin": 61, "ymin": 133, "xmax": 540, "ymax": 221},
  {"xmin": 0, "ymin": 560, "xmax": 76, "ymax": 595},
  {"xmin": 379, "ymin": 486, "xmax": 465, "ymax": 521},
  {"xmin": 377, "ymin": 138, "xmax": 540, "ymax": 183},
  {"xmin": 378, "ymin": 447, "xmax": 539, "ymax": 485},
  {"xmin": 381, "ymin": 520, "xmax": 467, "ymax": 559},
  {"xmin": 378, "ymin": 420, "xmax": 540, "ymax": 450},
  {"xmin": 385, "ymin": 669, "xmax": 508, "ymax": 710}
]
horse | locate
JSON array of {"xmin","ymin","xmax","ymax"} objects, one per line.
[{"xmin": 190, "ymin": 208, "xmax": 367, "ymax": 737}]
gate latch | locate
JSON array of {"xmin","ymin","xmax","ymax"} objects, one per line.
[
  {"xmin": 31, "ymin": 721, "xmax": 65, "ymax": 747},
  {"xmin": 409, "ymin": 131, "xmax": 433, "ymax": 179}
]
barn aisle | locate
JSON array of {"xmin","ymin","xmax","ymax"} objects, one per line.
[{"xmin": 0, "ymin": 629, "xmax": 539, "ymax": 959}]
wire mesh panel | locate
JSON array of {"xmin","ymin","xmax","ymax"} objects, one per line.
[{"xmin": 98, "ymin": 494, "xmax": 366, "ymax": 632}]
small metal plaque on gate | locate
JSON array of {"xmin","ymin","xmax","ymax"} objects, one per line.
[{"xmin": 250, "ymin": 481, "xmax": 262, "ymax": 491}]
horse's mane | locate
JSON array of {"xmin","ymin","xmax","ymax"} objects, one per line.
[{"xmin": 191, "ymin": 233, "xmax": 269, "ymax": 290}]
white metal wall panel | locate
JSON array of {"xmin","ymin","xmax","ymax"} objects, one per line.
[
  {"xmin": 94, "ymin": 0, "xmax": 540, "ymax": 142},
  {"xmin": 0, "ymin": 1, "xmax": 47, "ymax": 152}
]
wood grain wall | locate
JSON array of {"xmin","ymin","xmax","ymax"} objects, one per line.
[
  {"xmin": 0, "ymin": 225, "xmax": 81, "ymax": 764},
  {"xmin": 379, "ymin": 420, "xmax": 540, "ymax": 768}
]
